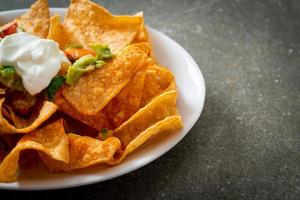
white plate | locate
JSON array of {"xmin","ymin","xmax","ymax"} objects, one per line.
[{"xmin": 0, "ymin": 8, "xmax": 205, "ymax": 190}]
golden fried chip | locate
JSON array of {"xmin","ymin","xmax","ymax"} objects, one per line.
[
  {"xmin": 103, "ymin": 68, "xmax": 147, "ymax": 128},
  {"xmin": 0, "ymin": 98, "xmax": 57, "ymax": 134},
  {"xmin": 54, "ymin": 92, "xmax": 111, "ymax": 131},
  {"xmin": 62, "ymin": 44, "xmax": 149, "ymax": 115},
  {"xmin": 15, "ymin": 0, "xmax": 50, "ymax": 38},
  {"xmin": 130, "ymin": 42, "xmax": 151, "ymax": 56},
  {"xmin": 109, "ymin": 115, "xmax": 182, "ymax": 164},
  {"xmin": 113, "ymin": 90, "xmax": 178, "ymax": 147},
  {"xmin": 133, "ymin": 12, "xmax": 149, "ymax": 43},
  {"xmin": 47, "ymin": 15, "xmax": 67, "ymax": 48},
  {"xmin": 47, "ymin": 15, "xmax": 81, "ymax": 50},
  {"xmin": 52, "ymin": 0, "xmax": 144, "ymax": 53},
  {"xmin": 41, "ymin": 134, "xmax": 121, "ymax": 172},
  {"xmin": 132, "ymin": 12, "xmax": 155, "ymax": 57},
  {"xmin": 141, "ymin": 65, "xmax": 175, "ymax": 106},
  {"xmin": 56, "ymin": 68, "xmax": 146, "ymax": 130},
  {"xmin": 0, "ymin": 120, "xmax": 68, "ymax": 182}
]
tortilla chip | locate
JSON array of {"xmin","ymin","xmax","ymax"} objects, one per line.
[
  {"xmin": 113, "ymin": 90, "xmax": 178, "ymax": 147},
  {"xmin": 109, "ymin": 115, "xmax": 182, "ymax": 164},
  {"xmin": 47, "ymin": 15, "xmax": 67, "ymax": 48},
  {"xmin": 54, "ymin": 92, "xmax": 111, "ymax": 131},
  {"xmin": 15, "ymin": 0, "xmax": 50, "ymax": 38},
  {"xmin": 0, "ymin": 120, "xmax": 68, "ymax": 182},
  {"xmin": 50, "ymin": 0, "xmax": 142, "ymax": 53},
  {"xmin": 103, "ymin": 68, "xmax": 147, "ymax": 128},
  {"xmin": 130, "ymin": 42, "xmax": 152, "ymax": 56},
  {"xmin": 0, "ymin": 98, "xmax": 57, "ymax": 134},
  {"xmin": 55, "ymin": 67, "xmax": 146, "ymax": 130},
  {"xmin": 132, "ymin": 12, "xmax": 149, "ymax": 42},
  {"xmin": 47, "ymin": 15, "xmax": 79, "ymax": 50},
  {"xmin": 41, "ymin": 134, "xmax": 121, "ymax": 172},
  {"xmin": 141, "ymin": 65, "xmax": 175, "ymax": 106},
  {"xmin": 62, "ymin": 44, "xmax": 149, "ymax": 115},
  {"xmin": 132, "ymin": 12, "xmax": 155, "ymax": 56}
]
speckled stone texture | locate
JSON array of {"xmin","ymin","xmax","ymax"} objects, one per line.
[{"xmin": 0, "ymin": 0, "xmax": 299, "ymax": 199}]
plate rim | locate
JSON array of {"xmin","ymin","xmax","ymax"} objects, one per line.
[{"xmin": 0, "ymin": 8, "xmax": 206, "ymax": 190}]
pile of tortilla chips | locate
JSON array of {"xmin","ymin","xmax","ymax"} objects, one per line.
[{"xmin": 0, "ymin": 0, "xmax": 182, "ymax": 182}]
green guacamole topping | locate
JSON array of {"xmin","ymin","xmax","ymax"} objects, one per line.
[
  {"xmin": 89, "ymin": 44, "xmax": 113, "ymax": 60},
  {"xmin": 65, "ymin": 55, "xmax": 97, "ymax": 85},
  {"xmin": 95, "ymin": 60, "xmax": 106, "ymax": 68},
  {"xmin": 65, "ymin": 44, "xmax": 113, "ymax": 85}
]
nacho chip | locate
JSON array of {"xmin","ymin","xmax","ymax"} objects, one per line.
[
  {"xmin": 132, "ymin": 12, "xmax": 149, "ymax": 42},
  {"xmin": 109, "ymin": 115, "xmax": 182, "ymax": 164},
  {"xmin": 41, "ymin": 134, "xmax": 121, "ymax": 172},
  {"xmin": 62, "ymin": 44, "xmax": 149, "ymax": 115},
  {"xmin": 15, "ymin": 0, "xmax": 50, "ymax": 38},
  {"xmin": 47, "ymin": 15, "xmax": 67, "ymax": 48},
  {"xmin": 56, "ymin": 67, "xmax": 147, "ymax": 130},
  {"xmin": 0, "ymin": 120, "xmax": 68, "ymax": 182},
  {"xmin": 130, "ymin": 42, "xmax": 151, "ymax": 56},
  {"xmin": 132, "ymin": 12, "xmax": 154, "ymax": 56},
  {"xmin": 103, "ymin": 68, "xmax": 147, "ymax": 128},
  {"xmin": 54, "ymin": 92, "xmax": 111, "ymax": 131},
  {"xmin": 55, "ymin": 67, "xmax": 146, "ymax": 130},
  {"xmin": 141, "ymin": 65, "xmax": 175, "ymax": 106},
  {"xmin": 52, "ymin": 0, "xmax": 144, "ymax": 53},
  {"xmin": 0, "ymin": 98, "xmax": 57, "ymax": 134},
  {"xmin": 113, "ymin": 90, "xmax": 178, "ymax": 147}
]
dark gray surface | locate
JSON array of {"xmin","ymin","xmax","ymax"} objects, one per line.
[{"xmin": 0, "ymin": 0, "xmax": 299, "ymax": 199}]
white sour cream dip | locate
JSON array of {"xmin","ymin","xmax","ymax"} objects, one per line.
[{"xmin": 0, "ymin": 32, "xmax": 69, "ymax": 95}]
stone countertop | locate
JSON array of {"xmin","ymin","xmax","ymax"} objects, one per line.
[{"xmin": 0, "ymin": 0, "xmax": 299, "ymax": 199}]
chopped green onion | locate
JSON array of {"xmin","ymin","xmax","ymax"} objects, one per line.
[
  {"xmin": 89, "ymin": 44, "xmax": 113, "ymax": 60},
  {"xmin": 47, "ymin": 76, "xmax": 65, "ymax": 100}
]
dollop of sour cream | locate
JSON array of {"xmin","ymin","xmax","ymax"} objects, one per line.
[{"xmin": 0, "ymin": 32, "xmax": 69, "ymax": 95}]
